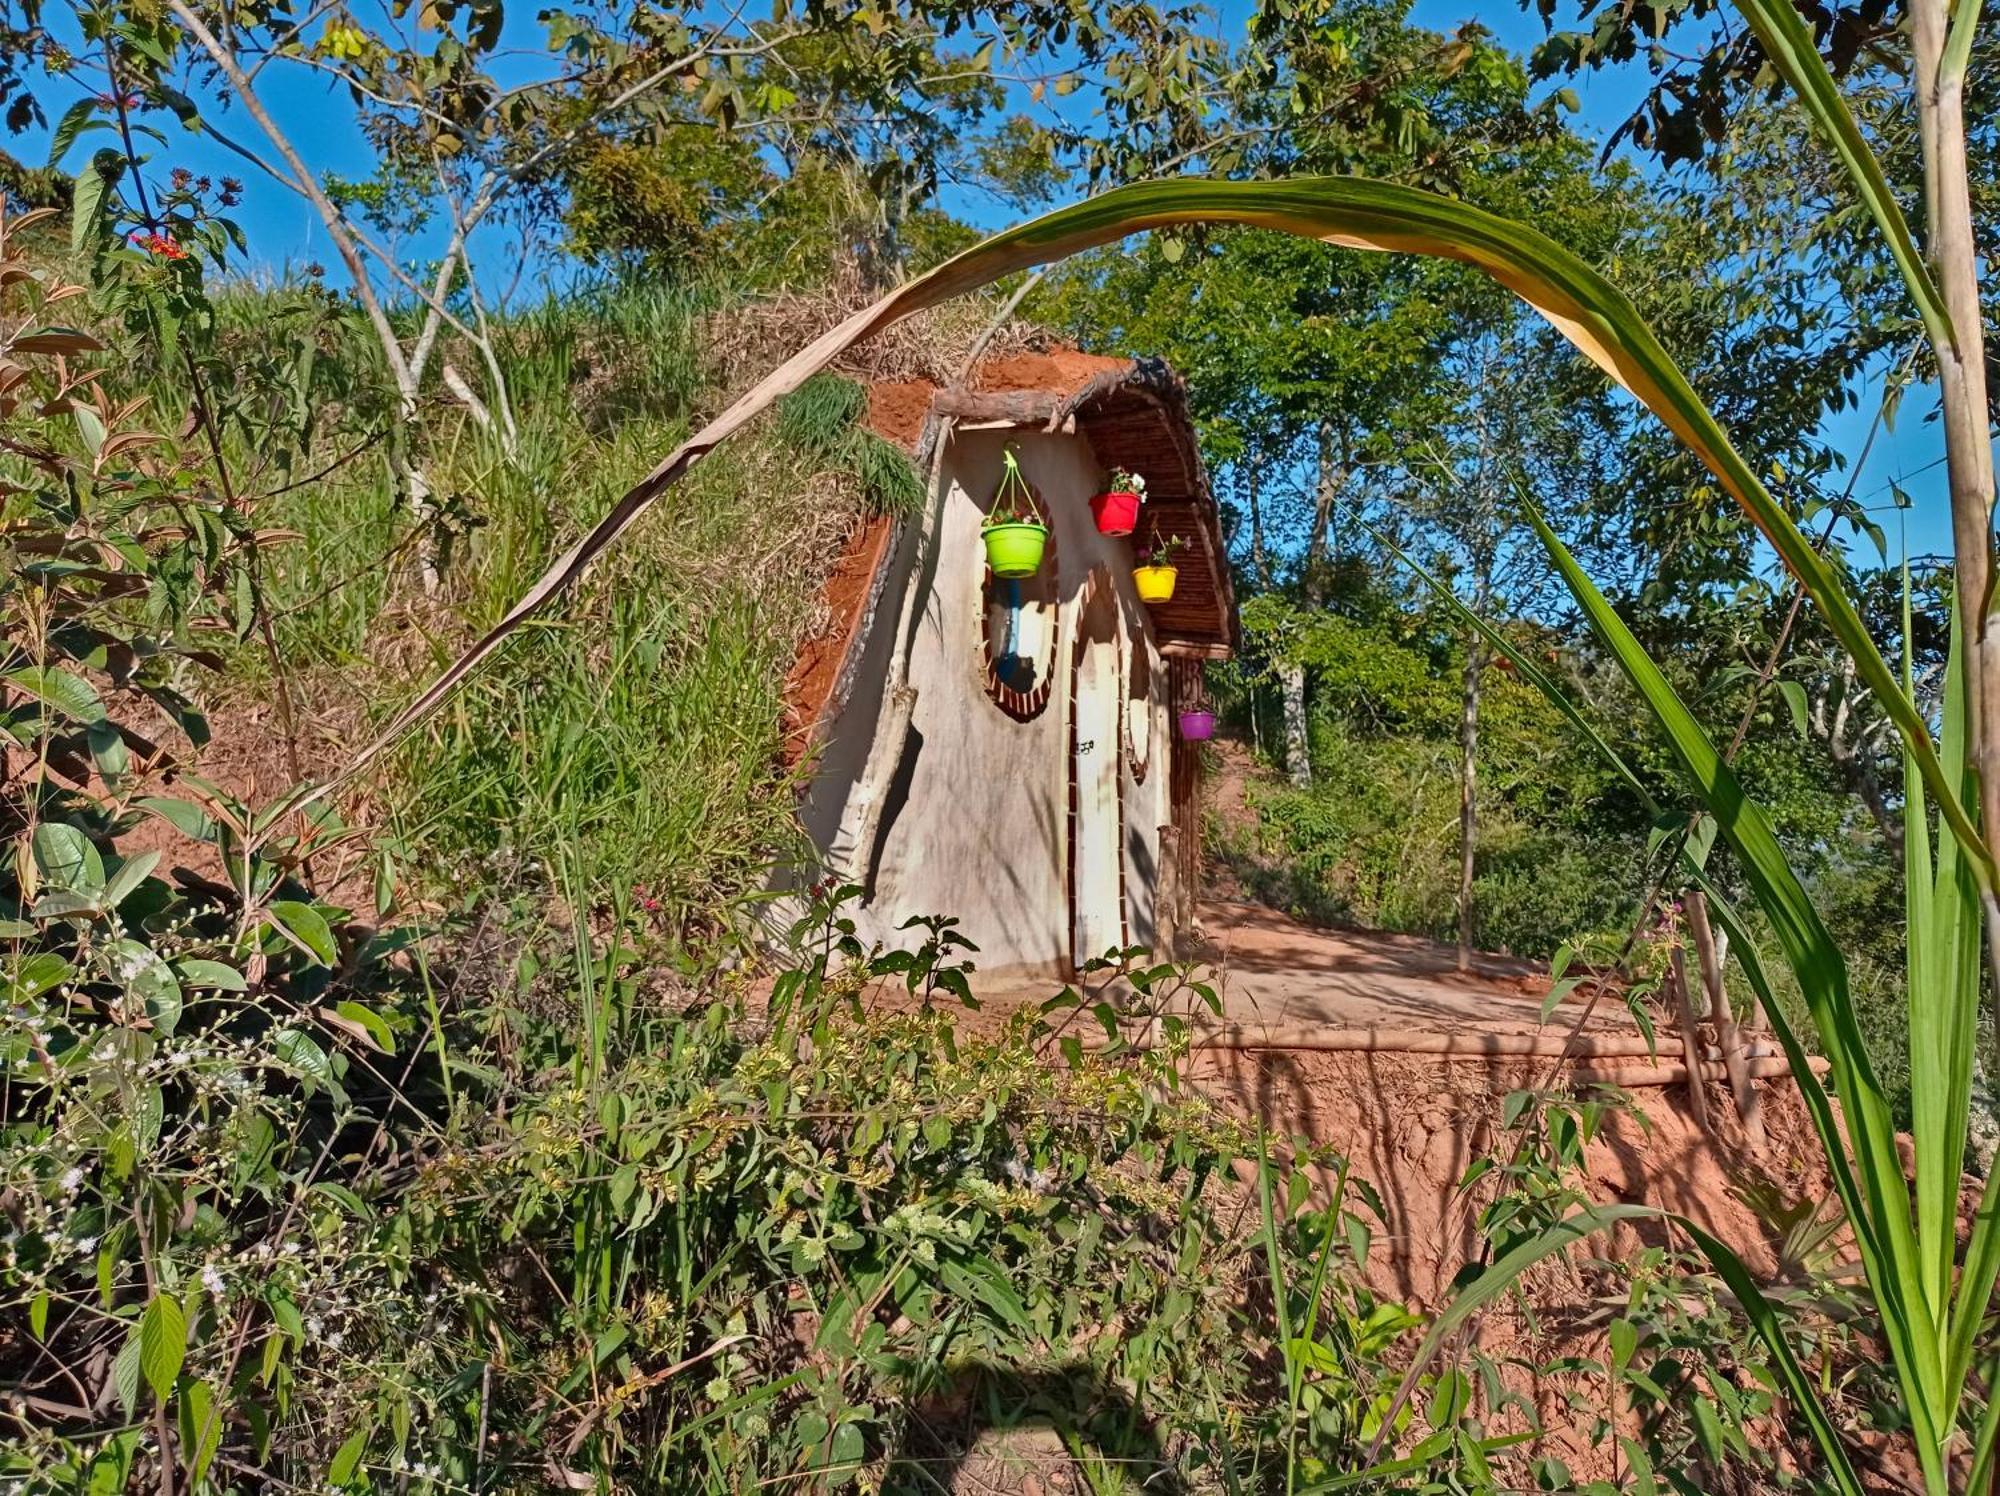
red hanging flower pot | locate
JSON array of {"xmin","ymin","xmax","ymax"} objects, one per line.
[
  {"xmin": 1178, "ymin": 709, "xmax": 1217, "ymax": 741},
  {"xmin": 1091, "ymin": 469, "xmax": 1147, "ymax": 536},
  {"xmin": 1091, "ymin": 489, "xmax": 1142, "ymax": 536}
]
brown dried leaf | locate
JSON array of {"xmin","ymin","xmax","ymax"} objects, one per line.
[{"xmin": 10, "ymin": 328, "xmax": 105, "ymax": 356}]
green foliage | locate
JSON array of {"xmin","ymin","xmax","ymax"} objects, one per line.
[
  {"xmin": 8, "ymin": 829, "xmax": 1470, "ymax": 1492},
  {"xmin": 777, "ymin": 373, "xmax": 924, "ymax": 517},
  {"xmin": 1532, "ymin": 505, "xmax": 2000, "ymax": 1494},
  {"xmin": 1221, "ymin": 590, "xmax": 1651, "ymax": 956},
  {"xmin": 1468, "ymin": 1089, "xmax": 1896, "ymax": 1495}
]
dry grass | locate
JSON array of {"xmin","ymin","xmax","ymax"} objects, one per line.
[{"xmin": 702, "ymin": 273, "xmax": 1050, "ymax": 395}]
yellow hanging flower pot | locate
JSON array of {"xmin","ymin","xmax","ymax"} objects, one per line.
[
  {"xmin": 1133, "ymin": 563, "xmax": 1178, "ymax": 603},
  {"xmin": 1133, "ymin": 527, "xmax": 1185, "ymax": 604}
]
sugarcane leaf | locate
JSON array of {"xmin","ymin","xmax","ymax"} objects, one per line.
[
  {"xmin": 1724, "ymin": 0, "xmax": 1951, "ymax": 351},
  {"xmin": 1679, "ymin": 1221, "xmax": 1866, "ymax": 1496},
  {"xmin": 299, "ymin": 176, "xmax": 1980, "ymax": 891},
  {"xmin": 1527, "ymin": 500, "xmax": 1947, "ymax": 1459}
]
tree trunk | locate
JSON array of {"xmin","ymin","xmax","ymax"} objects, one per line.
[
  {"xmin": 390, "ymin": 401, "xmax": 443, "ymax": 596},
  {"xmin": 1281, "ymin": 663, "xmax": 1311, "ymax": 787},
  {"xmin": 1281, "ymin": 427, "xmax": 1348, "ymax": 790},
  {"xmin": 1157, "ymin": 824, "xmax": 1183, "ymax": 959},
  {"xmin": 1303, "ymin": 424, "xmax": 1346, "ymax": 606},
  {"xmin": 1246, "ymin": 462, "xmax": 1273, "ymax": 589},
  {"xmin": 1457, "ymin": 633, "xmax": 1483, "ymax": 973},
  {"xmin": 1667, "ymin": 944, "xmax": 1715, "ymax": 1137}
]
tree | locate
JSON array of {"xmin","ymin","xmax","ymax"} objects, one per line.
[
  {"xmin": 17, "ymin": 0, "xmax": 1229, "ymax": 585},
  {"xmin": 1039, "ymin": 1, "xmax": 1605, "ymax": 788}
]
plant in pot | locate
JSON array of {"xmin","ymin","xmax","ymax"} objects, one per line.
[
  {"xmin": 1178, "ymin": 700, "xmax": 1217, "ymax": 740},
  {"xmin": 982, "ymin": 446, "xmax": 1049, "ymax": 577},
  {"xmin": 1132, "ymin": 526, "xmax": 1185, "ymax": 603},
  {"xmin": 1090, "ymin": 467, "xmax": 1146, "ymax": 536}
]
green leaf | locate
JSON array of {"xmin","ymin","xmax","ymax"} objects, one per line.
[
  {"xmin": 107, "ymin": 938, "xmax": 183, "ymax": 1033},
  {"xmin": 178, "ymin": 1379, "xmax": 224, "ymax": 1486},
  {"xmin": 139, "ymin": 1293, "xmax": 186, "ymax": 1404},
  {"xmin": 137, "ymin": 796, "xmax": 219, "ymax": 842},
  {"xmin": 7, "ymin": 666, "xmax": 106, "ymax": 724},
  {"xmin": 33, "ymin": 823, "xmax": 104, "ymax": 892},
  {"xmin": 7, "ymin": 952, "xmax": 71, "ymax": 1000},
  {"xmin": 32, "ymin": 889, "xmax": 101, "ymax": 919},
  {"xmin": 1608, "ymin": 1316, "xmax": 1637, "ymax": 1374},
  {"xmin": 47, "ymin": 98, "xmax": 101, "ymax": 167},
  {"xmin": 334, "ymin": 1000, "xmax": 395, "ymax": 1052},
  {"xmin": 176, "ymin": 959, "xmax": 248, "ymax": 991},
  {"xmin": 111, "ymin": 1331, "xmax": 143, "ymax": 1419},
  {"xmin": 829, "ymin": 1420, "xmax": 864, "ymax": 1470},
  {"xmin": 938, "ymin": 1254, "xmax": 1032, "ymax": 1334},
  {"xmin": 100, "ymin": 850, "xmax": 162, "ymax": 911},
  {"xmin": 71, "ymin": 151, "xmax": 117, "ymax": 256},
  {"xmin": 72, "ymin": 403, "xmax": 106, "ymax": 457},
  {"xmin": 267, "ymin": 900, "xmax": 338, "ymax": 966},
  {"xmin": 88, "ymin": 720, "xmax": 131, "ymax": 782},
  {"xmin": 328, "ymin": 1423, "xmax": 369, "ymax": 1486},
  {"xmin": 1775, "ymin": 679, "xmax": 1809, "ymax": 736},
  {"xmin": 273, "ymin": 1028, "xmax": 335, "ymax": 1091}
]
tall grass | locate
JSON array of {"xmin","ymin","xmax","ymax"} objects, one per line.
[{"xmin": 231, "ymin": 278, "xmax": 874, "ymax": 933}]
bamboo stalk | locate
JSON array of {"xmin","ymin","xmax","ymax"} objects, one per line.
[{"xmin": 1185, "ymin": 1026, "xmax": 1657, "ymax": 1055}]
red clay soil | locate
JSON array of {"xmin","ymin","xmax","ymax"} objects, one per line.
[
  {"xmin": 866, "ymin": 379, "xmax": 938, "ymax": 449},
  {"xmin": 972, "ymin": 349, "xmax": 1128, "ymax": 395},
  {"xmin": 1191, "ymin": 897, "xmax": 1618, "ymax": 1035},
  {"xmin": 864, "ymin": 350, "xmax": 1133, "ymax": 453},
  {"xmin": 781, "ymin": 510, "xmax": 897, "ymax": 766},
  {"xmin": 1193, "ymin": 1044, "xmax": 1833, "ymax": 1308}
]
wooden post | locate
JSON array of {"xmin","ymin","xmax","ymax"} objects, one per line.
[
  {"xmin": 1687, "ymin": 890, "xmax": 1764, "ymax": 1147},
  {"xmin": 1157, "ymin": 824, "xmax": 1183, "ymax": 960}
]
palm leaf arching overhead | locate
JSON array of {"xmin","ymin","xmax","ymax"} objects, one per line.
[{"xmin": 330, "ymin": 174, "xmax": 1981, "ymax": 883}]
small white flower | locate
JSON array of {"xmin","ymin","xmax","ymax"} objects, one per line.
[
  {"xmin": 201, "ymin": 1265, "xmax": 225, "ymax": 1297},
  {"xmin": 60, "ymin": 1167, "xmax": 84, "ymax": 1193},
  {"xmin": 73, "ymin": 1234, "xmax": 97, "ymax": 1253}
]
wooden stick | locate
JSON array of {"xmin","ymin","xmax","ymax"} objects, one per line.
[
  {"xmin": 1688, "ymin": 889, "xmax": 1764, "ymax": 1147},
  {"xmin": 1666, "ymin": 946, "xmax": 1714, "ymax": 1134},
  {"xmin": 1156, "ymin": 825, "xmax": 1183, "ymax": 961},
  {"xmin": 1186, "ymin": 1027, "xmax": 1663, "ymax": 1057}
]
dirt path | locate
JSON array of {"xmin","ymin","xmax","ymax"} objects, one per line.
[{"xmin": 1188, "ymin": 896, "xmax": 1629, "ymax": 1037}]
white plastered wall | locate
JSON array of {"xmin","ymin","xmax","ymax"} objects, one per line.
[{"xmin": 799, "ymin": 424, "xmax": 1174, "ymax": 977}]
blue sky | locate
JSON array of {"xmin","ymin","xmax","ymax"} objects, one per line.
[
  {"xmin": 25, "ymin": 0, "xmax": 1962, "ymax": 568},
  {"xmin": 1404, "ymin": 1, "xmax": 1958, "ymax": 567}
]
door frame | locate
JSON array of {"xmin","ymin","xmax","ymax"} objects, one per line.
[{"xmin": 1066, "ymin": 569, "xmax": 1130, "ymax": 976}]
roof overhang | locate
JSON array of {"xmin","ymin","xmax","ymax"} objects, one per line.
[{"xmin": 907, "ymin": 354, "xmax": 1238, "ymax": 656}]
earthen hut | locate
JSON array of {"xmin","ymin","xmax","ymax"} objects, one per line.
[{"xmin": 782, "ymin": 349, "xmax": 1237, "ymax": 979}]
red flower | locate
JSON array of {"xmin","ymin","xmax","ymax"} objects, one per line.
[{"xmin": 131, "ymin": 231, "xmax": 189, "ymax": 261}]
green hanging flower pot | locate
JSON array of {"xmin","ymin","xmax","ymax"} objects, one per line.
[{"xmin": 982, "ymin": 446, "xmax": 1049, "ymax": 578}]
